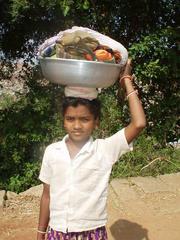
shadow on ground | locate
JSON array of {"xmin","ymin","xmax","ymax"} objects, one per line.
[{"xmin": 110, "ymin": 219, "xmax": 150, "ymax": 240}]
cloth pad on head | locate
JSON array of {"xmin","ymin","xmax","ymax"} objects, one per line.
[{"xmin": 64, "ymin": 86, "xmax": 98, "ymax": 100}]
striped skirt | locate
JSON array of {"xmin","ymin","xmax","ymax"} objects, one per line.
[{"xmin": 47, "ymin": 226, "xmax": 108, "ymax": 240}]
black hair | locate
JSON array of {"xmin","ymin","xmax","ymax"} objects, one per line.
[{"xmin": 62, "ymin": 97, "xmax": 101, "ymax": 120}]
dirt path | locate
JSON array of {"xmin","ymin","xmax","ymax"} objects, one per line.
[{"xmin": 0, "ymin": 173, "xmax": 180, "ymax": 240}]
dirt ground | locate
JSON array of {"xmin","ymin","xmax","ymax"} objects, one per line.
[{"xmin": 0, "ymin": 174, "xmax": 180, "ymax": 240}]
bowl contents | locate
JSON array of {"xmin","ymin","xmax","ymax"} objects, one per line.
[{"xmin": 39, "ymin": 28, "xmax": 122, "ymax": 64}]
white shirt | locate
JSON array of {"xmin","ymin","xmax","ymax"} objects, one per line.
[{"xmin": 39, "ymin": 128, "xmax": 132, "ymax": 232}]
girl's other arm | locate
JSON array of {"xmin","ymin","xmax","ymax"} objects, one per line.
[
  {"xmin": 121, "ymin": 59, "xmax": 146, "ymax": 144},
  {"xmin": 37, "ymin": 183, "xmax": 50, "ymax": 240}
]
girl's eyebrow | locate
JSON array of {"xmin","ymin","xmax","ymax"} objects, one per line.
[
  {"xmin": 65, "ymin": 114, "xmax": 91, "ymax": 117},
  {"xmin": 79, "ymin": 117, "xmax": 91, "ymax": 119},
  {"xmin": 65, "ymin": 116, "xmax": 75, "ymax": 118}
]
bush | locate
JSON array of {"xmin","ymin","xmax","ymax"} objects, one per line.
[
  {"xmin": 0, "ymin": 68, "xmax": 65, "ymax": 192},
  {"xmin": 129, "ymin": 29, "xmax": 179, "ymax": 145},
  {"xmin": 94, "ymin": 90, "xmax": 180, "ymax": 179},
  {"xmin": 8, "ymin": 162, "xmax": 41, "ymax": 193},
  {"xmin": 111, "ymin": 133, "xmax": 180, "ymax": 179}
]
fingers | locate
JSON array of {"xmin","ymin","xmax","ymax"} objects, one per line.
[
  {"xmin": 123, "ymin": 58, "xmax": 132, "ymax": 76},
  {"xmin": 127, "ymin": 58, "xmax": 132, "ymax": 65}
]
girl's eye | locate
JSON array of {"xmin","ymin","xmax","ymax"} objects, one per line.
[
  {"xmin": 81, "ymin": 118, "xmax": 89, "ymax": 122},
  {"xmin": 66, "ymin": 117, "xmax": 74, "ymax": 121}
]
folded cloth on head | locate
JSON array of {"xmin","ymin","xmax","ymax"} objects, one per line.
[{"xmin": 64, "ymin": 86, "xmax": 98, "ymax": 100}]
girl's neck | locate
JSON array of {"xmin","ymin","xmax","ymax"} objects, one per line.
[{"xmin": 66, "ymin": 137, "xmax": 89, "ymax": 159}]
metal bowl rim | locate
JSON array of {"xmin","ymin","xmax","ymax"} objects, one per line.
[{"xmin": 38, "ymin": 56, "xmax": 122, "ymax": 67}]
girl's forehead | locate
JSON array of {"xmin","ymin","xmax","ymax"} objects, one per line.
[{"xmin": 65, "ymin": 105, "xmax": 92, "ymax": 116}]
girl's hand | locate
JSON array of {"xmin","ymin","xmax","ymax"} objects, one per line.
[
  {"xmin": 123, "ymin": 58, "xmax": 132, "ymax": 75},
  {"xmin": 120, "ymin": 59, "xmax": 133, "ymax": 89},
  {"xmin": 37, "ymin": 232, "xmax": 46, "ymax": 240}
]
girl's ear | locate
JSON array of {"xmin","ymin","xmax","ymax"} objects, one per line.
[{"xmin": 95, "ymin": 118, "xmax": 100, "ymax": 129}]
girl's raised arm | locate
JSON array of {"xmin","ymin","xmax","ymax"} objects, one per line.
[{"xmin": 120, "ymin": 59, "xmax": 146, "ymax": 144}]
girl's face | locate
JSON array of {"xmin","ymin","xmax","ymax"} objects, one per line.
[{"xmin": 63, "ymin": 105, "xmax": 99, "ymax": 145}]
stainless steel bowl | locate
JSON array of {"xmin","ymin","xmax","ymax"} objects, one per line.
[{"xmin": 39, "ymin": 57, "xmax": 124, "ymax": 88}]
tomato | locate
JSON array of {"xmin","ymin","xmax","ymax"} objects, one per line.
[{"xmin": 94, "ymin": 49, "xmax": 113, "ymax": 61}]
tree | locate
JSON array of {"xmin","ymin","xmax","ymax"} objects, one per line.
[
  {"xmin": 129, "ymin": 28, "xmax": 179, "ymax": 144},
  {"xmin": 0, "ymin": 0, "xmax": 178, "ymax": 58},
  {"xmin": 0, "ymin": 0, "xmax": 179, "ymax": 191}
]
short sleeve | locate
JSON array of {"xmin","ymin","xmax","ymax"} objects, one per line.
[
  {"xmin": 102, "ymin": 128, "xmax": 133, "ymax": 164},
  {"xmin": 39, "ymin": 146, "xmax": 52, "ymax": 184}
]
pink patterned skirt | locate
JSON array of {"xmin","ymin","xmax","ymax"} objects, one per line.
[{"xmin": 47, "ymin": 226, "xmax": 108, "ymax": 240}]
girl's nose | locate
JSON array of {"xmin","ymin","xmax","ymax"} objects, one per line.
[{"xmin": 73, "ymin": 120, "xmax": 81, "ymax": 129}]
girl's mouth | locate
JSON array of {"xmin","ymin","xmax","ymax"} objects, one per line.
[{"xmin": 72, "ymin": 131, "xmax": 83, "ymax": 135}]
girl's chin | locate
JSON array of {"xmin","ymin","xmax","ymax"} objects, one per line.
[{"xmin": 69, "ymin": 134, "xmax": 89, "ymax": 144}]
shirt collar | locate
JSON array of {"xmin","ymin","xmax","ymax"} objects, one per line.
[{"xmin": 55, "ymin": 135, "xmax": 94, "ymax": 154}]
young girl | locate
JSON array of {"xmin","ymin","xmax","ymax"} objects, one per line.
[{"xmin": 37, "ymin": 59, "xmax": 146, "ymax": 240}]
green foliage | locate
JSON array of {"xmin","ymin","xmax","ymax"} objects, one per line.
[
  {"xmin": 93, "ymin": 88, "xmax": 124, "ymax": 139},
  {"xmin": 0, "ymin": 0, "xmax": 179, "ymax": 192},
  {"xmin": 0, "ymin": 68, "xmax": 65, "ymax": 192},
  {"xmin": 9, "ymin": 0, "xmax": 90, "ymax": 20},
  {"xmin": 1, "ymin": 0, "xmax": 178, "ymax": 59},
  {"xmin": 111, "ymin": 133, "xmax": 180, "ymax": 179},
  {"xmin": 10, "ymin": 0, "xmax": 30, "ymax": 20},
  {"xmin": 8, "ymin": 162, "xmax": 40, "ymax": 193},
  {"xmin": 0, "ymin": 93, "xmax": 17, "ymax": 110},
  {"xmin": 128, "ymin": 28, "xmax": 179, "ymax": 144}
]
